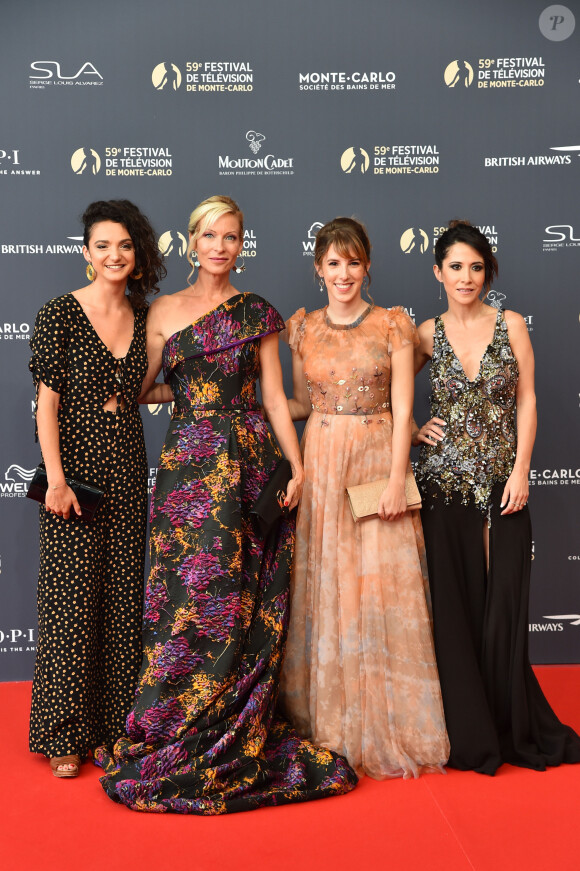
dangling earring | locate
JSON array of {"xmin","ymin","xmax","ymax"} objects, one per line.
[
  {"xmin": 130, "ymin": 268, "xmax": 143, "ymax": 280},
  {"xmin": 439, "ymin": 282, "xmax": 443, "ymax": 301},
  {"xmin": 189, "ymin": 251, "xmax": 200, "ymax": 268},
  {"xmin": 318, "ymin": 275, "xmax": 325, "ymax": 293},
  {"xmin": 232, "ymin": 257, "xmax": 246, "ymax": 274},
  {"xmin": 86, "ymin": 262, "xmax": 96, "ymax": 282}
]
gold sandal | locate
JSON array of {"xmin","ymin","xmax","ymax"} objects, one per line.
[{"xmin": 49, "ymin": 754, "xmax": 81, "ymax": 778}]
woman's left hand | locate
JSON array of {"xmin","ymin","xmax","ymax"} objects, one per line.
[
  {"xmin": 500, "ymin": 468, "xmax": 529, "ymax": 515},
  {"xmin": 284, "ymin": 471, "xmax": 304, "ymax": 511},
  {"xmin": 378, "ymin": 480, "xmax": 407, "ymax": 521}
]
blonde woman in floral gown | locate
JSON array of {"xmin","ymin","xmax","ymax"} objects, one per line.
[
  {"xmin": 279, "ymin": 217, "xmax": 449, "ymax": 779},
  {"xmin": 95, "ymin": 196, "xmax": 357, "ymax": 813}
]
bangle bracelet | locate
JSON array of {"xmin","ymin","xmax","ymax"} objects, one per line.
[{"xmin": 50, "ymin": 482, "xmax": 66, "ymax": 490}]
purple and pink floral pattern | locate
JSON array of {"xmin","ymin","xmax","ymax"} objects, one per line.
[{"xmin": 95, "ymin": 293, "xmax": 357, "ymax": 813}]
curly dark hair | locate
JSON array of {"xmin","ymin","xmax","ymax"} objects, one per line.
[
  {"xmin": 82, "ymin": 200, "xmax": 167, "ymax": 308},
  {"xmin": 434, "ymin": 220, "xmax": 498, "ymax": 290}
]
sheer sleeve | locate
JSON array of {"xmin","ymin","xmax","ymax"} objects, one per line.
[
  {"xmin": 384, "ymin": 306, "xmax": 419, "ymax": 355},
  {"xmin": 285, "ymin": 308, "xmax": 307, "ymax": 353}
]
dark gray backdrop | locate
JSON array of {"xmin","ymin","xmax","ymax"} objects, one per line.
[{"xmin": 1, "ymin": 0, "xmax": 578, "ymax": 679}]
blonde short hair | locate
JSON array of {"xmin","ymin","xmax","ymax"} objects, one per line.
[{"xmin": 186, "ymin": 195, "xmax": 244, "ymax": 262}]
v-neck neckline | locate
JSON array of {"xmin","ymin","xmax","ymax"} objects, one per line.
[
  {"xmin": 439, "ymin": 309, "xmax": 501, "ymax": 384},
  {"xmin": 70, "ymin": 293, "xmax": 135, "ymax": 361}
]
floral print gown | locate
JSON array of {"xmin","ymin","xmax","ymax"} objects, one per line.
[{"xmin": 96, "ymin": 293, "xmax": 357, "ymax": 813}]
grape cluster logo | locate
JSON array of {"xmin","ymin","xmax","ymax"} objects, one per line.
[{"xmin": 246, "ymin": 131, "xmax": 265, "ymax": 154}]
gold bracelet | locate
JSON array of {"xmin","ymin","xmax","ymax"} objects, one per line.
[{"xmin": 50, "ymin": 482, "xmax": 67, "ymax": 490}]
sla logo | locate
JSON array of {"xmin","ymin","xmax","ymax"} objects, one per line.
[
  {"xmin": 29, "ymin": 62, "xmax": 103, "ymax": 88},
  {"xmin": 340, "ymin": 147, "xmax": 370, "ymax": 174},
  {"xmin": 158, "ymin": 231, "xmax": 188, "ymax": 258},
  {"xmin": 71, "ymin": 147, "xmax": 101, "ymax": 175},
  {"xmin": 543, "ymin": 224, "xmax": 580, "ymax": 251},
  {"xmin": 539, "ymin": 5, "xmax": 576, "ymax": 41},
  {"xmin": 1, "ymin": 464, "xmax": 35, "ymax": 498},
  {"xmin": 400, "ymin": 228, "xmax": 429, "ymax": 254},
  {"xmin": 302, "ymin": 222, "xmax": 324, "ymax": 256},
  {"xmin": 152, "ymin": 63, "xmax": 182, "ymax": 90},
  {"xmin": 246, "ymin": 131, "xmax": 265, "ymax": 154},
  {"xmin": 444, "ymin": 61, "xmax": 474, "ymax": 87}
]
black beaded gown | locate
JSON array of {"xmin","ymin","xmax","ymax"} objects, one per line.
[
  {"xmin": 29, "ymin": 293, "xmax": 148, "ymax": 759},
  {"xmin": 95, "ymin": 293, "xmax": 357, "ymax": 813},
  {"xmin": 416, "ymin": 309, "xmax": 580, "ymax": 774}
]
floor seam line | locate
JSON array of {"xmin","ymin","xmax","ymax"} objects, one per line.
[{"xmin": 422, "ymin": 778, "xmax": 478, "ymax": 871}]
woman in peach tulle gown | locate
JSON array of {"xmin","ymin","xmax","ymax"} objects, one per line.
[{"xmin": 279, "ymin": 217, "xmax": 449, "ymax": 779}]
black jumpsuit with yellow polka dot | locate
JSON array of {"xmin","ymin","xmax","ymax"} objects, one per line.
[{"xmin": 28, "ymin": 293, "xmax": 148, "ymax": 759}]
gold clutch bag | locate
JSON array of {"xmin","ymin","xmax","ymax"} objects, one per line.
[{"xmin": 346, "ymin": 471, "xmax": 422, "ymax": 522}]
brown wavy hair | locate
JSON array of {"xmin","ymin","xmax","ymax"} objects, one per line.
[{"xmin": 314, "ymin": 217, "xmax": 372, "ymax": 284}]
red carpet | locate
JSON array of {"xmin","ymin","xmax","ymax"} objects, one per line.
[{"xmin": 1, "ymin": 667, "xmax": 579, "ymax": 871}]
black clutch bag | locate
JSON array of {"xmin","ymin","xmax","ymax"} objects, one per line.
[
  {"xmin": 26, "ymin": 463, "xmax": 105, "ymax": 522},
  {"xmin": 250, "ymin": 458, "xmax": 293, "ymax": 539}
]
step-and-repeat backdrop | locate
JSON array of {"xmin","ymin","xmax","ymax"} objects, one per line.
[{"xmin": 1, "ymin": 0, "xmax": 578, "ymax": 679}]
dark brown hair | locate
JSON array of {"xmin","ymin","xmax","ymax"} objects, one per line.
[
  {"xmin": 434, "ymin": 220, "xmax": 498, "ymax": 290},
  {"xmin": 82, "ymin": 200, "xmax": 167, "ymax": 308}
]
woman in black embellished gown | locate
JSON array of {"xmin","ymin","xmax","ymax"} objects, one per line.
[
  {"xmin": 95, "ymin": 195, "xmax": 357, "ymax": 812},
  {"xmin": 413, "ymin": 220, "xmax": 580, "ymax": 775}
]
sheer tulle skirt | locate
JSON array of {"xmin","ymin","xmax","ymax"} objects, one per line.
[{"xmin": 280, "ymin": 412, "xmax": 449, "ymax": 779}]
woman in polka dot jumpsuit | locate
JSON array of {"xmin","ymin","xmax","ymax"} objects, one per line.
[{"xmin": 28, "ymin": 200, "xmax": 166, "ymax": 777}]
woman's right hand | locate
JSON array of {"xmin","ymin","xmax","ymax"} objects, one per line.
[
  {"xmin": 412, "ymin": 417, "xmax": 446, "ymax": 447},
  {"xmin": 45, "ymin": 484, "xmax": 82, "ymax": 520},
  {"xmin": 284, "ymin": 468, "xmax": 304, "ymax": 511}
]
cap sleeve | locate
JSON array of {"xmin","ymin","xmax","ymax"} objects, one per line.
[
  {"xmin": 384, "ymin": 306, "xmax": 419, "ymax": 354},
  {"xmin": 29, "ymin": 298, "xmax": 69, "ymax": 395},
  {"xmin": 285, "ymin": 307, "xmax": 307, "ymax": 352}
]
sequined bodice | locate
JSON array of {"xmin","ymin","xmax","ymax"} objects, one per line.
[{"xmin": 416, "ymin": 309, "xmax": 518, "ymax": 511}]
